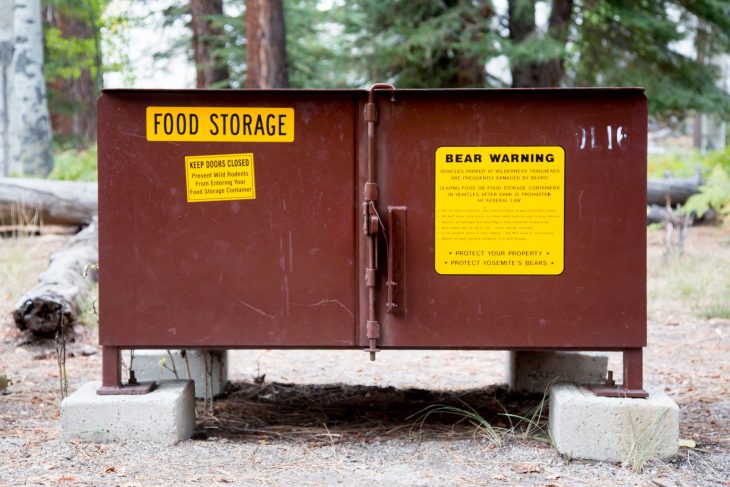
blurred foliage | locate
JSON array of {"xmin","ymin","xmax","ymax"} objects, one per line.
[
  {"xmin": 649, "ymin": 147, "xmax": 730, "ymax": 218},
  {"xmin": 43, "ymin": 0, "xmax": 107, "ymax": 148},
  {"xmin": 99, "ymin": 1, "xmax": 136, "ymax": 85},
  {"xmin": 38, "ymin": 0, "xmax": 730, "ymax": 155},
  {"xmin": 43, "ymin": 0, "xmax": 134, "ymax": 150},
  {"xmin": 335, "ymin": 0, "xmax": 498, "ymax": 88},
  {"xmin": 48, "ymin": 146, "xmax": 98, "ymax": 181},
  {"xmin": 156, "ymin": 2, "xmax": 197, "ymax": 80},
  {"xmin": 286, "ymin": 0, "xmax": 354, "ymax": 88},
  {"xmin": 45, "ymin": 24, "xmax": 98, "ymax": 81},
  {"xmin": 155, "ymin": 0, "xmax": 351, "ymax": 88},
  {"xmin": 43, "ymin": 0, "xmax": 106, "ymax": 85},
  {"xmin": 79, "ymin": 1, "xmax": 730, "ymax": 110},
  {"xmin": 685, "ymin": 164, "xmax": 730, "ymax": 217},
  {"xmin": 572, "ymin": 0, "xmax": 730, "ymax": 118},
  {"xmin": 649, "ymin": 147, "xmax": 730, "ymax": 179},
  {"xmin": 336, "ymin": 0, "xmax": 730, "ymax": 115},
  {"xmin": 648, "ymin": 151, "xmax": 709, "ymax": 179}
]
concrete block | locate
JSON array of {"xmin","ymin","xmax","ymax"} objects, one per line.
[
  {"xmin": 549, "ymin": 384, "xmax": 679, "ymax": 462},
  {"xmin": 124, "ymin": 349, "xmax": 228, "ymax": 399},
  {"xmin": 61, "ymin": 381, "xmax": 196, "ymax": 444},
  {"xmin": 506, "ymin": 351, "xmax": 608, "ymax": 394}
]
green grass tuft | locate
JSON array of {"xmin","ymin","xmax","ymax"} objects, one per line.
[{"xmin": 48, "ymin": 146, "xmax": 98, "ymax": 181}]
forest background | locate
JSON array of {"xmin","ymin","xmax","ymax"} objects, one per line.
[{"xmin": 1, "ymin": 0, "xmax": 729, "ymax": 202}]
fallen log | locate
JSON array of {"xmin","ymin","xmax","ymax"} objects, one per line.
[
  {"xmin": 647, "ymin": 204, "xmax": 666, "ymax": 225},
  {"xmin": 13, "ymin": 218, "xmax": 98, "ymax": 336},
  {"xmin": 647, "ymin": 177, "xmax": 701, "ymax": 206},
  {"xmin": 647, "ymin": 204, "xmax": 719, "ymax": 226},
  {"xmin": 0, "ymin": 177, "xmax": 97, "ymax": 227}
]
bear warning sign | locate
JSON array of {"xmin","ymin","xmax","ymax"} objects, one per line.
[{"xmin": 435, "ymin": 146, "xmax": 565, "ymax": 275}]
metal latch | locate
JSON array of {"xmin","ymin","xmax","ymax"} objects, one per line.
[{"xmin": 362, "ymin": 83, "xmax": 395, "ymax": 361}]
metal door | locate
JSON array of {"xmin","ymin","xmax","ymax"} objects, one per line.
[
  {"xmin": 98, "ymin": 90, "xmax": 358, "ymax": 349},
  {"xmin": 361, "ymin": 89, "xmax": 647, "ymax": 350}
]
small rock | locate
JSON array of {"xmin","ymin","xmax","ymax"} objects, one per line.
[
  {"xmin": 81, "ymin": 345, "xmax": 97, "ymax": 356},
  {"xmin": 73, "ymin": 324, "xmax": 86, "ymax": 335}
]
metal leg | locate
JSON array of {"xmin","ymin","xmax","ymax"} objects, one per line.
[
  {"xmin": 591, "ymin": 348, "xmax": 648, "ymax": 398},
  {"xmin": 101, "ymin": 346, "xmax": 121, "ymax": 389},
  {"xmin": 622, "ymin": 348, "xmax": 647, "ymax": 397},
  {"xmin": 97, "ymin": 346, "xmax": 155, "ymax": 395}
]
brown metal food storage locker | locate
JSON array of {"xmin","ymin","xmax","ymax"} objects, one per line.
[{"xmin": 97, "ymin": 86, "xmax": 647, "ymax": 397}]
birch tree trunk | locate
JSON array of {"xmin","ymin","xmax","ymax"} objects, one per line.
[
  {"xmin": 9, "ymin": 0, "xmax": 53, "ymax": 176},
  {"xmin": 0, "ymin": 0, "xmax": 14, "ymax": 177},
  {"xmin": 245, "ymin": 0, "xmax": 289, "ymax": 88}
]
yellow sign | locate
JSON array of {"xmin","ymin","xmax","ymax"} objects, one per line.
[
  {"xmin": 184, "ymin": 153, "xmax": 256, "ymax": 203},
  {"xmin": 147, "ymin": 107, "xmax": 294, "ymax": 142},
  {"xmin": 435, "ymin": 146, "xmax": 565, "ymax": 275}
]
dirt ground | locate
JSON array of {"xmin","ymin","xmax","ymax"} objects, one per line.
[{"xmin": 0, "ymin": 226, "xmax": 728, "ymax": 486}]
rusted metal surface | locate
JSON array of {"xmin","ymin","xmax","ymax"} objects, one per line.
[
  {"xmin": 98, "ymin": 87, "xmax": 647, "ymax": 394},
  {"xmin": 386, "ymin": 206, "xmax": 407, "ymax": 313}
]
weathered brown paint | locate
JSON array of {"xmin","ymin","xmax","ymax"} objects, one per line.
[
  {"xmin": 99, "ymin": 91, "xmax": 357, "ymax": 349},
  {"xmin": 98, "ymin": 88, "xmax": 647, "ymax": 393},
  {"xmin": 364, "ymin": 89, "xmax": 646, "ymax": 350}
]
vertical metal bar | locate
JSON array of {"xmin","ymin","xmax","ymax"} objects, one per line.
[
  {"xmin": 362, "ymin": 83, "xmax": 395, "ymax": 361},
  {"xmin": 101, "ymin": 345, "xmax": 121, "ymax": 389},
  {"xmin": 365, "ymin": 96, "xmax": 377, "ymax": 361},
  {"xmin": 367, "ymin": 116, "xmax": 375, "ymax": 182},
  {"xmin": 623, "ymin": 348, "xmax": 643, "ymax": 392},
  {"xmin": 367, "ymin": 237, "xmax": 377, "ymax": 360}
]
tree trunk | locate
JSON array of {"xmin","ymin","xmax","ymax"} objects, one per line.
[
  {"xmin": 456, "ymin": 54, "xmax": 486, "ymax": 87},
  {"xmin": 191, "ymin": 0, "xmax": 229, "ymax": 88},
  {"xmin": 508, "ymin": 0, "xmax": 537, "ymax": 88},
  {"xmin": 13, "ymin": 218, "xmax": 98, "ymax": 336},
  {"xmin": 539, "ymin": 0, "xmax": 573, "ymax": 86},
  {"xmin": 0, "ymin": 177, "xmax": 97, "ymax": 226},
  {"xmin": 574, "ymin": 0, "xmax": 599, "ymax": 86},
  {"xmin": 509, "ymin": 0, "xmax": 573, "ymax": 88},
  {"xmin": 45, "ymin": 5, "xmax": 98, "ymax": 144},
  {"xmin": 453, "ymin": 4, "xmax": 492, "ymax": 87},
  {"xmin": 9, "ymin": 0, "xmax": 53, "ymax": 176},
  {"xmin": 245, "ymin": 0, "xmax": 289, "ymax": 88},
  {"xmin": 0, "ymin": 0, "xmax": 14, "ymax": 177}
]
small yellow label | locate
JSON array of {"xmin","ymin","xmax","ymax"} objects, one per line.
[
  {"xmin": 147, "ymin": 107, "xmax": 294, "ymax": 142},
  {"xmin": 184, "ymin": 153, "xmax": 256, "ymax": 203},
  {"xmin": 435, "ymin": 146, "xmax": 565, "ymax": 275}
]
